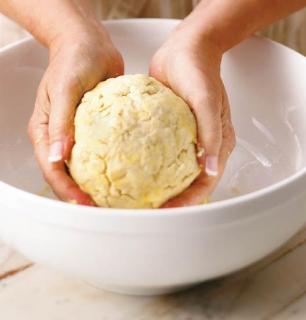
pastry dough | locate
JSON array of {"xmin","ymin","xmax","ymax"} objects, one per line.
[{"xmin": 68, "ymin": 74, "xmax": 200, "ymax": 208}]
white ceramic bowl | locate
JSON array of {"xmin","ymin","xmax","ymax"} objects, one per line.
[{"xmin": 0, "ymin": 19, "xmax": 306, "ymax": 296}]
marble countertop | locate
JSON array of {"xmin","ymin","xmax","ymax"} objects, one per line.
[{"xmin": 1, "ymin": 226, "xmax": 306, "ymax": 320}]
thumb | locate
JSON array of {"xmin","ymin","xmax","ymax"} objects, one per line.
[
  {"xmin": 174, "ymin": 71, "xmax": 223, "ymax": 177},
  {"xmin": 189, "ymin": 81, "xmax": 223, "ymax": 177},
  {"xmin": 47, "ymin": 82, "xmax": 80, "ymax": 163}
]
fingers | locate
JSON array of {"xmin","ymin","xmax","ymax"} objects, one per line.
[
  {"xmin": 162, "ymin": 128, "xmax": 234, "ymax": 208},
  {"xmin": 47, "ymin": 49, "xmax": 124, "ymax": 164},
  {"xmin": 150, "ymin": 49, "xmax": 223, "ymax": 176},
  {"xmin": 26, "ymin": 36, "xmax": 125, "ymax": 207},
  {"xmin": 47, "ymin": 76, "xmax": 83, "ymax": 163},
  {"xmin": 28, "ymin": 83, "xmax": 95, "ymax": 206},
  {"xmin": 185, "ymin": 72, "xmax": 223, "ymax": 177},
  {"xmin": 41, "ymin": 139, "xmax": 96, "ymax": 206},
  {"xmin": 161, "ymin": 173, "xmax": 213, "ymax": 208},
  {"xmin": 219, "ymin": 86, "xmax": 236, "ymax": 167},
  {"xmin": 151, "ymin": 64, "xmax": 223, "ymax": 177},
  {"xmin": 162, "ymin": 92, "xmax": 236, "ymax": 208}
]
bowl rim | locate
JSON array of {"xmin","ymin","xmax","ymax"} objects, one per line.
[{"xmin": 0, "ymin": 18, "xmax": 306, "ymax": 218}]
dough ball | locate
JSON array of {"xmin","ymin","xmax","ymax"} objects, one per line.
[{"xmin": 68, "ymin": 74, "xmax": 201, "ymax": 208}]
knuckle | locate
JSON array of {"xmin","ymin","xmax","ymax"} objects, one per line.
[
  {"xmin": 49, "ymin": 126, "xmax": 64, "ymax": 143},
  {"xmin": 192, "ymin": 102, "xmax": 222, "ymax": 127},
  {"xmin": 34, "ymin": 97, "xmax": 50, "ymax": 120},
  {"xmin": 49, "ymin": 116, "xmax": 73, "ymax": 136},
  {"xmin": 49, "ymin": 126, "xmax": 73, "ymax": 146},
  {"xmin": 202, "ymin": 120, "xmax": 222, "ymax": 141},
  {"xmin": 203, "ymin": 134, "xmax": 222, "ymax": 154},
  {"xmin": 191, "ymin": 90, "xmax": 222, "ymax": 108},
  {"xmin": 27, "ymin": 109, "xmax": 48, "ymax": 145},
  {"xmin": 48, "ymin": 119, "xmax": 74, "ymax": 146}
]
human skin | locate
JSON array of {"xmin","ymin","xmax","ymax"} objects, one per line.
[{"xmin": 0, "ymin": 0, "xmax": 305, "ymax": 207}]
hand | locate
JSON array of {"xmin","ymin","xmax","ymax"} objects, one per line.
[
  {"xmin": 28, "ymin": 26, "xmax": 124, "ymax": 205},
  {"xmin": 150, "ymin": 27, "xmax": 236, "ymax": 207}
]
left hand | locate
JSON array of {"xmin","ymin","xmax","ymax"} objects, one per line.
[
  {"xmin": 28, "ymin": 26, "xmax": 124, "ymax": 205},
  {"xmin": 150, "ymin": 26, "xmax": 236, "ymax": 207}
]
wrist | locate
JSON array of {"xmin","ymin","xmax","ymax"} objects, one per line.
[
  {"xmin": 168, "ymin": 21, "xmax": 223, "ymax": 68},
  {"xmin": 24, "ymin": 0, "xmax": 108, "ymax": 51},
  {"xmin": 176, "ymin": 20, "xmax": 224, "ymax": 53},
  {"xmin": 48, "ymin": 19, "xmax": 111, "ymax": 54},
  {"xmin": 177, "ymin": 8, "xmax": 246, "ymax": 54}
]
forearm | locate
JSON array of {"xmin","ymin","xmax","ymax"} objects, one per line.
[
  {"xmin": 0, "ymin": 0, "xmax": 104, "ymax": 47},
  {"xmin": 183, "ymin": 0, "xmax": 306, "ymax": 52}
]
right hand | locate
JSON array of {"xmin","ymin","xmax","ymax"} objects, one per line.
[
  {"xmin": 28, "ymin": 26, "xmax": 124, "ymax": 205},
  {"xmin": 150, "ymin": 26, "xmax": 236, "ymax": 207}
]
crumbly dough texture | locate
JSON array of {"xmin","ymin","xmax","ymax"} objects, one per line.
[{"xmin": 68, "ymin": 74, "xmax": 200, "ymax": 208}]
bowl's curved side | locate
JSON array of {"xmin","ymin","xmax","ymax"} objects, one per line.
[{"xmin": 0, "ymin": 189, "xmax": 305, "ymax": 295}]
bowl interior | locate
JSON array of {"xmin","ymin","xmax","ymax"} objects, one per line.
[{"xmin": 0, "ymin": 19, "xmax": 306, "ymax": 202}]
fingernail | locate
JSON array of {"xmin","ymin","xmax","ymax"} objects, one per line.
[
  {"xmin": 48, "ymin": 141, "xmax": 63, "ymax": 163},
  {"xmin": 205, "ymin": 155, "xmax": 218, "ymax": 176}
]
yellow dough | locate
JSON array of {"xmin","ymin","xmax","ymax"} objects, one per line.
[{"xmin": 68, "ymin": 74, "xmax": 201, "ymax": 208}]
